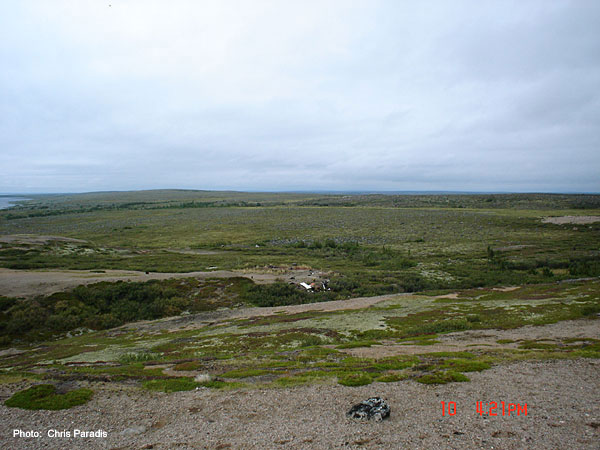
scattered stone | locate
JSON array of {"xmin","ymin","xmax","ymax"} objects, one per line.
[
  {"xmin": 195, "ymin": 373, "xmax": 212, "ymax": 383},
  {"xmin": 347, "ymin": 397, "xmax": 390, "ymax": 421},
  {"xmin": 120, "ymin": 425, "xmax": 146, "ymax": 435}
]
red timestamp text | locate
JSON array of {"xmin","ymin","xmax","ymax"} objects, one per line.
[
  {"xmin": 477, "ymin": 401, "xmax": 527, "ymax": 416},
  {"xmin": 440, "ymin": 401, "xmax": 528, "ymax": 416}
]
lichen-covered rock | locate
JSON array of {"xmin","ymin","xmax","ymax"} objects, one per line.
[{"xmin": 347, "ymin": 397, "xmax": 390, "ymax": 421}]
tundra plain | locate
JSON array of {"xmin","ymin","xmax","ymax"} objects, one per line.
[{"xmin": 0, "ymin": 190, "xmax": 599, "ymax": 449}]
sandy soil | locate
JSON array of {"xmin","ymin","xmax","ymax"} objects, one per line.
[
  {"xmin": 0, "ymin": 358, "xmax": 598, "ymax": 450},
  {"xmin": 542, "ymin": 215, "xmax": 600, "ymax": 225},
  {"xmin": 0, "ymin": 268, "xmax": 328, "ymax": 298}
]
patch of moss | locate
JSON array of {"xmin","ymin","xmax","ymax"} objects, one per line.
[
  {"xmin": 142, "ymin": 377, "xmax": 199, "ymax": 392},
  {"xmin": 220, "ymin": 368, "xmax": 273, "ymax": 378},
  {"xmin": 441, "ymin": 359, "xmax": 491, "ymax": 372},
  {"xmin": 172, "ymin": 361, "xmax": 203, "ymax": 371},
  {"xmin": 5, "ymin": 384, "xmax": 93, "ymax": 410},
  {"xmin": 336, "ymin": 340, "xmax": 381, "ymax": 349},
  {"xmin": 369, "ymin": 357, "xmax": 417, "ymax": 371},
  {"xmin": 0, "ymin": 371, "xmax": 42, "ymax": 385},
  {"xmin": 338, "ymin": 373, "xmax": 373, "ymax": 387},
  {"xmin": 376, "ymin": 372, "xmax": 408, "ymax": 382},
  {"xmin": 404, "ymin": 318, "xmax": 470, "ymax": 337},
  {"xmin": 422, "ymin": 351, "xmax": 476, "ymax": 359},
  {"xmin": 416, "ymin": 371, "xmax": 469, "ymax": 385},
  {"xmin": 197, "ymin": 380, "xmax": 228, "ymax": 389},
  {"xmin": 518, "ymin": 340, "xmax": 559, "ymax": 350}
]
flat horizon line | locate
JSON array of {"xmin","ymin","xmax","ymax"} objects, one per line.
[{"xmin": 1, "ymin": 189, "xmax": 600, "ymax": 196}]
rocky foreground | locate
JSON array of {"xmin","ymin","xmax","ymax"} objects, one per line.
[{"xmin": 1, "ymin": 358, "xmax": 598, "ymax": 450}]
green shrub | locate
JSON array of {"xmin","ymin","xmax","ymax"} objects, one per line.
[
  {"xmin": 400, "ymin": 274, "xmax": 428, "ymax": 292},
  {"xmin": 582, "ymin": 305, "xmax": 600, "ymax": 316},
  {"xmin": 300, "ymin": 335, "xmax": 324, "ymax": 347},
  {"xmin": 0, "ymin": 296, "xmax": 17, "ymax": 312},
  {"xmin": 5, "ymin": 384, "xmax": 93, "ymax": 410},
  {"xmin": 569, "ymin": 258, "xmax": 600, "ymax": 277},
  {"xmin": 243, "ymin": 282, "xmax": 336, "ymax": 307}
]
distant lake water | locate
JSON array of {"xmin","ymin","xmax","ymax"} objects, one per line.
[{"xmin": 0, "ymin": 197, "xmax": 31, "ymax": 210}]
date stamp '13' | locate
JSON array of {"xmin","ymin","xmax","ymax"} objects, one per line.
[{"xmin": 441, "ymin": 401, "xmax": 528, "ymax": 417}]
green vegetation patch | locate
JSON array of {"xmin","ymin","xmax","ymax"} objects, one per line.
[
  {"xmin": 142, "ymin": 377, "xmax": 200, "ymax": 392},
  {"xmin": 441, "ymin": 359, "xmax": 491, "ymax": 372},
  {"xmin": 5, "ymin": 384, "xmax": 93, "ymax": 410},
  {"xmin": 416, "ymin": 371, "xmax": 470, "ymax": 385},
  {"xmin": 338, "ymin": 373, "xmax": 373, "ymax": 386},
  {"xmin": 376, "ymin": 372, "xmax": 408, "ymax": 382},
  {"xmin": 118, "ymin": 352, "xmax": 162, "ymax": 364},
  {"xmin": 518, "ymin": 340, "xmax": 559, "ymax": 350},
  {"xmin": 336, "ymin": 340, "xmax": 381, "ymax": 349},
  {"xmin": 0, "ymin": 277, "xmax": 253, "ymax": 345},
  {"xmin": 220, "ymin": 368, "xmax": 273, "ymax": 378}
]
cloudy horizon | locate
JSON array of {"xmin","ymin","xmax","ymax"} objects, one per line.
[{"xmin": 1, "ymin": 1, "xmax": 599, "ymax": 194}]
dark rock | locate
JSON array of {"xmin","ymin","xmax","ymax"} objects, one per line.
[{"xmin": 347, "ymin": 397, "xmax": 390, "ymax": 421}]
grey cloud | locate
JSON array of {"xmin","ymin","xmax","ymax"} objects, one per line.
[{"xmin": 0, "ymin": 1, "xmax": 599, "ymax": 193}]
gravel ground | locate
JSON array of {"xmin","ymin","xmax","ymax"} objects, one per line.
[{"xmin": 1, "ymin": 359, "xmax": 598, "ymax": 450}]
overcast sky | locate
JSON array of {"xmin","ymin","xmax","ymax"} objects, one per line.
[{"xmin": 1, "ymin": 1, "xmax": 599, "ymax": 193}]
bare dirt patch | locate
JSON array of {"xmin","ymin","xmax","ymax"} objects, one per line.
[{"xmin": 542, "ymin": 215, "xmax": 600, "ymax": 225}]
